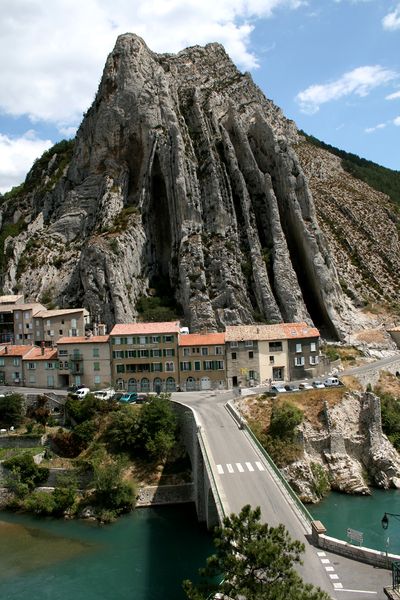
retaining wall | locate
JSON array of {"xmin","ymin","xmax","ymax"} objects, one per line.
[
  {"xmin": 0, "ymin": 435, "xmax": 44, "ymax": 448},
  {"xmin": 136, "ymin": 483, "xmax": 194, "ymax": 507}
]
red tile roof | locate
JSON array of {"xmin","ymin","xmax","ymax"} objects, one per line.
[
  {"xmin": 23, "ymin": 347, "xmax": 58, "ymax": 361},
  {"xmin": 179, "ymin": 332, "xmax": 225, "ymax": 346},
  {"xmin": 225, "ymin": 322, "xmax": 320, "ymax": 342},
  {"xmin": 0, "ymin": 345, "xmax": 35, "ymax": 357},
  {"xmin": 57, "ymin": 335, "xmax": 109, "ymax": 344},
  {"xmin": 110, "ymin": 322, "xmax": 181, "ymax": 335}
]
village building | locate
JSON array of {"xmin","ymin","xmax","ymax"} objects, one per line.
[
  {"xmin": 178, "ymin": 332, "xmax": 227, "ymax": 391},
  {"xmin": 57, "ymin": 334, "xmax": 111, "ymax": 390},
  {"xmin": 0, "ymin": 345, "xmax": 34, "ymax": 385},
  {"xmin": 22, "ymin": 346, "xmax": 59, "ymax": 388},
  {"xmin": 109, "ymin": 322, "xmax": 181, "ymax": 393}
]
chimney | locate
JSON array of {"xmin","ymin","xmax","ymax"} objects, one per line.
[{"xmin": 98, "ymin": 323, "xmax": 106, "ymax": 335}]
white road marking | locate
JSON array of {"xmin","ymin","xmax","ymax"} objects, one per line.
[
  {"xmin": 333, "ymin": 583, "xmax": 343, "ymax": 589},
  {"xmin": 255, "ymin": 461, "xmax": 265, "ymax": 471},
  {"xmin": 216, "ymin": 464, "xmax": 224, "ymax": 474},
  {"xmin": 325, "ymin": 566, "xmax": 334, "ymax": 572},
  {"xmin": 321, "ymin": 559, "xmax": 330, "ymax": 564},
  {"xmin": 236, "ymin": 463, "xmax": 244, "ymax": 472},
  {"xmin": 245, "ymin": 462, "xmax": 254, "ymax": 472},
  {"xmin": 227, "ymin": 463, "xmax": 234, "ymax": 473},
  {"xmin": 329, "ymin": 574, "xmax": 339, "ymax": 580},
  {"xmin": 317, "ymin": 552, "xmax": 326, "ymax": 557},
  {"xmin": 335, "ymin": 590, "xmax": 377, "ymax": 595}
]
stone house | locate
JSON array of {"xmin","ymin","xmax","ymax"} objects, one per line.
[
  {"xmin": 33, "ymin": 308, "xmax": 90, "ymax": 345},
  {"xmin": 0, "ymin": 345, "xmax": 34, "ymax": 385},
  {"xmin": 109, "ymin": 322, "xmax": 181, "ymax": 393},
  {"xmin": 225, "ymin": 323, "xmax": 320, "ymax": 387},
  {"xmin": 22, "ymin": 346, "xmax": 59, "ymax": 388},
  {"xmin": 178, "ymin": 332, "xmax": 227, "ymax": 391},
  {"xmin": 57, "ymin": 335, "xmax": 111, "ymax": 390}
]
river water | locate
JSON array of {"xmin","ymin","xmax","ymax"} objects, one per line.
[
  {"xmin": 0, "ymin": 504, "xmax": 213, "ymax": 600},
  {"xmin": 309, "ymin": 488, "xmax": 400, "ymax": 555}
]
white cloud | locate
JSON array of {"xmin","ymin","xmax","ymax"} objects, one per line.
[
  {"xmin": 382, "ymin": 4, "xmax": 400, "ymax": 31},
  {"xmin": 394, "ymin": 116, "xmax": 400, "ymax": 126},
  {"xmin": 0, "ymin": 0, "xmax": 305, "ymax": 127},
  {"xmin": 365, "ymin": 123, "xmax": 386, "ymax": 133},
  {"xmin": 296, "ymin": 65, "xmax": 398, "ymax": 114},
  {"xmin": 386, "ymin": 90, "xmax": 400, "ymax": 100},
  {"xmin": 0, "ymin": 132, "xmax": 53, "ymax": 194}
]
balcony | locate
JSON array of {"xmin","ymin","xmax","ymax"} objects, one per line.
[{"xmin": 70, "ymin": 353, "xmax": 84, "ymax": 361}]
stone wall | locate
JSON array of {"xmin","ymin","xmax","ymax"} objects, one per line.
[
  {"xmin": 136, "ymin": 483, "xmax": 194, "ymax": 506},
  {"xmin": 0, "ymin": 435, "xmax": 45, "ymax": 448}
]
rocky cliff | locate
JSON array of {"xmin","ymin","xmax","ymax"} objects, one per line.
[
  {"xmin": 0, "ymin": 34, "xmax": 398, "ymax": 336},
  {"xmin": 283, "ymin": 392, "xmax": 400, "ymax": 503}
]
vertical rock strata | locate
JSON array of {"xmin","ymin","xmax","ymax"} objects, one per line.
[{"xmin": 2, "ymin": 34, "xmax": 347, "ymax": 335}]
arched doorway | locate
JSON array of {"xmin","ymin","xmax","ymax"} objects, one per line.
[
  {"xmin": 165, "ymin": 377, "xmax": 176, "ymax": 392},
  {"xmin": 153, "ymin": 377, "xmax": 162, "ymax": 394},
  {"xmin": 200, "ymin": 377, "xmax": 211, "ymax": 390},
  {"xmin": 141, "ymin": 377, "xmax": 150, "ymax": 392},
  {"xmin": 186, "ymin": 377, "xmax": 196, "ymax": 391},
  {"xmin": 128, "ymin": 378, "xmax": 137, "ymax": 392}
]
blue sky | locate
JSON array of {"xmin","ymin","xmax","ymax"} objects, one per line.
[{"xmin": 0, "ymin": 0, "xmax": 399, "ymax": 193}]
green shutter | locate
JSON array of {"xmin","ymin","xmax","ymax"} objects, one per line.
[{"xmin": 150, "ymin": 349, "xmax": 153, "ymax": 358}]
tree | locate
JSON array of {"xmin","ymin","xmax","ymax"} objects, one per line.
[
  {"xmin": 0, "ymin": 393, "xmax": 24, "ymax": 427},
  {"xmin": 27, "ymin": 395, "xmax": 50, "ymax": 425},
  {"xmin": 183, "ymin": 505, "xmax": 330, "ymax": 600},
  {"xmin": 269, "ymin": 402, "xmax": 303, "ymax": 441},
  {"xmin": 138, "ymin": 394, "xmax": 177, "ymax": 459}
]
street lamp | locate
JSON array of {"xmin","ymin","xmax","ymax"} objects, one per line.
[{"xmin": 382, "ymin": 512, "xmax": 400, "ymax": 530}]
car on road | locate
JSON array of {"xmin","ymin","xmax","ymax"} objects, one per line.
[
  {"xmin": 313, "ymin": 381, "xmax": 325, "ymax": 389},
  {"xmin": 119, "ymin": 392, "xmax": 138, "ymax": 404},
  {"xmin": 284, "ymin": 384, "xmax": 300, "ymax": 392},
  {"xmin": 94, "ymin": 388, "xmax": 116, "ymax": 401},
  {"xmin": 68, "ymin": 384, "xmax": 85, "ymax": 393},
  {"xmin": 73, "ymin": 387, "xmax": 90, "ymax": 399},
  {"xmin": 270, "ymin": 385, "xmax": 287, "ymax": 393},
  {"xmin": 324, "ymin": 377, "xmax": 341, "ymax": 387},
  {"xmin": 299, "ymin": 382, "xmax": 313, "ymax": 390}
]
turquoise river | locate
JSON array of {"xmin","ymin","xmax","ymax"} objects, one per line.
[{"xmin": 2, "ymin": 489, "xmax": 400, "ymax": 600}]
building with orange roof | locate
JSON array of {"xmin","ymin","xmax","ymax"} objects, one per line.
[
  {"xmin": 178, "ymin": 332, "xmax": 226, "ymax": 391},
  {"xmin": 0, "ymin": 344, "xmax": 34, "ymax": 386},
  {"xmin": 109, "ymin": 321, "xmax": 181, "ymax": 393},
  {"xmin": 22, "ymin": 346, "xmax": 59, "ymax": 388},
  {"xmin": 225, "ymin": 322, "xmax": 321, "ymax": 387},
  {"xmin": 57, "ymin": 334, "xmax": 111, "ymax": 390}
]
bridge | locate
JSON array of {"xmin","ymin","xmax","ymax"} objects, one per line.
[{"xmin": 173, "ymin": 390, "xmax": 391, "ymax": 600}]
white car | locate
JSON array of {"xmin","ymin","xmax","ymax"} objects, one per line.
[
  {"xmin": 270, "ymin": 385, "xmax": 287, "ymax": 393},
  {"xmin": 73, "ymin": 387, "xmax": 90, "ymax": 399},
  {"xmin": 94, "ymin": 389, "xmax": 115, "ymax": 401},
  {"xmin": 299, "ymin": 382, "xmax": 313, "ymax": 390},
  {"xmin": 313, "ymin": 381, "xmax": 325, "ymax": 389},
  {"xmin": 324, "ymin": 377, "xmax": 341, "ymax": 387}
]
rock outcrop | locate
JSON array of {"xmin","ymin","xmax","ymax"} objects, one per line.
[
  {"xmin": 284, "ymin": 392, "xmax": 400, "ymax": 503},
  {"xmin": 1, "ymin": 34, "xmax": 398, "ymax": 337},
  {"xmin": 0, "ymin": 34, "xmax": 353, "ymax": 336}
]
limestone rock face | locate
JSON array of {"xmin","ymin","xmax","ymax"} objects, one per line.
[
  {"xmin": 0, "ymin": 35, "xmax": 368, "ymax": 334},
  {"xmin": 284, "ymin": 392, "xmax": 400, "ymax": 502}
]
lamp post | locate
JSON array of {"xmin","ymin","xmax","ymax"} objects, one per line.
[{"xmin": 381, "ymin": 513, "xmax": 400, "ymax": 592}]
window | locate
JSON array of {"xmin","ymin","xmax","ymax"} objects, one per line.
[
  {"xmin": 152, "ymin": 349, "xmax": 161, "ymax": 357},
  {"xmin": 194, "ymin": 361, "xmax": 201, "ymax": 371},
  {"xmin": 295, "ymin": 343, "xmax": 302, "ymax": 353},
  {"xmin": 152, "ymin": 336, "xmax": 160, "ymax": 343},
  {"xmin": 269, "ymin": 341, "xmax": 282, "ymax": 352},
  {"xmin": 13, "ymin": 372, "xmax": 20, "ymax": 381},
  {"xmin": 13, "ymin": 357, "xmax": 20, "ymax": 367},
  {"xmin": 24, "ymin": 312, "xmax": 30, "ymax": 319},
  {"xmin": 139, "ymin": 336, "xmax": 146, "ymax": 345},
  {"xmin": 310, "ymin": 342, "xmax": 317, "ymax": 352},
  {"xmin": 248, "ymin": 351, "xmax": 254, "ymax": 359},
  {"xmin": 139, "ymin": 349, "xmax": 149, "ymax": 358},
  {"xmin": 64, "ymin": 361, "xmax": 69, "ymax": 369},
  {"xmin": 249, "ymin": 370, "xmax": 255, "ymax": 379},
  {"xmin": 127, "ymin": 337, "xmax": 133, "ymax": 345},
  {"xmin": 71, "ymin": 318, "xmax": 77, "ymax": 328},
  {"xmin": 180, "ymin": 361, "xmax": 191, "ymax": 371},
  {"xmin": 309, "ymin": 356, "xmax": 319, "ymax": 365},
  {"xmin": 215, "ymin": 346, "xmax": 223, "ymax": 355},
  {"xmin": 61, "ymin": 319, "xmax": 65, "ymax": 325},
  {"xmin": 94, "ymin": 375, "xmax": 101, "ymax": 384},
  {"xmin": 116, "ymin": 364, "xmax": 125, "ymax": 373},
  {"xmin": 46, "ymin": 319, "xmax": 51, "ymax": 326},
  {"xmin": 183, "ymin": 348, "xmax": 190, "ymax": 356},
  {"xmin": 151, "ymin": 363, "xmax": 162, "ymax": 372},
  {"xmin": 46, "ymin": 362, "xmax": 54, "ymax": 369},
  {"xmin": 59, "ymin": 349, "xmax": 68, "ymax": 356},
  {"xmin": 231, "ymin": 352, "xmax": 237, "ymax": 360},
  {"xmin": 230, "ymin": 341, "xmax": 238, "ymax": 348},
  {"xmin": 165, "ymin": 362, "xmax": 175, "ymax": 372},
  {"xmin": 269, "ymin": 356, "xmax": 274, "ymax": 364},
  {"xmin": 93, "ymin": 348, "xmax": 100, "ymax": 358},
  {"xmin": 27, "ymin": 362, "xmax": 36, "ymax": 370},
  {"xmin": 215, "ymin": 360, "xmax": 224, "ymax": 370},
  {"xmin": 29, "ymin": 374, "xmax": 36, "ymax": 384},
  {"xmin": 59, "ymin": 329, "xmax": 63, "ymax": 335},
  {"xmin": 203, "ymin": 361, "xmax": 213, "ymax": 370},
  {"xmin": 126, "ymin": 350, "xmax": 137, "ymax": 358},
  {"xmin": 164, "ymin": 335, "xmax": 173, "ymax": 343},
  {"xmin": 0, "ymin": 358, "xmax": 4, "ymax": 367},
  {"xmin": 294, "ymin": 356, "xmax": 305, "ymax": 366},
  {"xmin": 201, "ymin": 347, "xmax": 208, "ymax": 356},
  {"xmin": 93, "ymin": 362, "xmax": 100, "ymax": 371},
  {"xmin": 113, "ymin": 350, "xmax": 124, "ymax": 359},
  {"xmin": 15, "ymin": 312, "xmax": 19, "ymax": 319},
  {"xmin": 59, "ymin": 362, "xmax": 64, "ymax": 369},
  {"xmin": 245, "ymin": 340, "xmax": 253, "ymax": 347},
  {"xmin": 114, "ymin": 337, "xmax": 121, "ymax": 345},
  {"xmin": 164, "ymin": 348, "xmax": 175, "ymax": 357}
]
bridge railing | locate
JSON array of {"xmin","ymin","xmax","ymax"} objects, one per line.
[
  {"xmin": 226, "ymin": 400, "xmax": 313, "ymax": 526},
  {"xmin": 197, "ymin": 426, "xmax": 226, "ymax": 524}
]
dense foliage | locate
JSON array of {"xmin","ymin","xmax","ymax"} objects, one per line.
[
  {"xmin": 301, "ymin": 131, "xmax": 400, "ymax": 207},
  {"xmin": 3, "ymin": 452, "xmax": 49, "ymax": 495},
  {"xmin": 183, "ymin": 505, "xmax": 330, "ymax": 600},
  {"xmin": 0, "ymin": 393, "xmax": 25, "ymax": 427},
  {"xmin": 376, "ymin": 389, "xmax": 400, "ymax": 450}
]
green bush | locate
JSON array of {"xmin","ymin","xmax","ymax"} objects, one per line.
[
  {"xmin": 0, "ymin": 393, "xmax": 24, "ymax": 427},
  {"xmin": 376, "ymin": 389, "xmax": 400, "ymax": 451},
  {"xmin": 269, "ymin": 402, "xmax": 303, "ymax": 441},
  {"xmin": 310, "ymin": 463, "xmax": 330, "ymax": 499},
  {"xmin": 3, "ymin": 453, "xmax": 49, "ymax": 490},
  {"xmin": 23, "ymin": 491, "xmax": 56, "ymax": 515},
  {"xmin": 93, "ymin": 460, "xmax": 136, "ymax": 514}
]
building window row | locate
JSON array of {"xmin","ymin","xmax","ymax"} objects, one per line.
[
  {"xmin": 180, "ymin": 360, "xmax": 225, "ymax": 371},
  {"xmin": 112, "ymin": 335, "xmax": 174, "ymax": 345},
  {"xmin": 112, "ymin": 348, "xmax": 175, "ymax": 359}
]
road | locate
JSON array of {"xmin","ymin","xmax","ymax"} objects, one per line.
[{"xmin": 173, "ymin": 390, "xmax": 390, "ymax": 600}]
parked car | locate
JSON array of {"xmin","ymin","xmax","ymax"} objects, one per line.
[
  {"xmin": 313, "ymin": 381, "xmax": 325, "ymax": 389},
  {"xmin": 68, "ymin": 384, "xmax": 85, "ymax": 393},
  {"xmin": 135, "ymin": 393, "xmax": 149, "ymax": 404},
  {"xmin": 299, "ymin": 382, "xmax": 313, "ymax": 390},
  {"xmin": 73, "ymin": 387, "xmax": 90, "ymax": 399},
  {"xmin": 94, "ymin": 388, "xmax": 116, "ymax": 401},
  {"xmin": 270, "ymin": 385, "xmax": 287, "ymax": 393},
  {"xmin": 324, "ymin": 377, "xmax": 341, "ymax": 387},
  {"xmin": 119, "ymin": 392, "xmax": 138, "ymax": 404},
  {"xmin": 284, "ymin": 384, "xmax": 300, "ymax": 392}
]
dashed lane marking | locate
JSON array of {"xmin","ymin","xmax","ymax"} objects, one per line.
[
  {"xmin": 236, "ymin": 463, "xmax": 244, "ymax": 472},
  {"xmin": 321, "ymin": 559, "xmax": 330, "ymax": 564},
  {"xmin": 329, "ymin": 574, "xmax": 339, "ymax": 580},
  {"xmin": 255, "ymin": 461, "xmax": 265, "ymax": 471},
  {"xmin": 317, "ymin": 552, "xmax": 326, "ymax": 557},
  {"xmin": 325, "ymin": 566, "xmax": 334, "ymax": 572},
  {"xmin": 246, "ymin": 462, "xmax": 254, "ymax": 472},
  {"xmin": 216, "ymin": 464, "xmax": 224, "ymax": 474},
  {"xmin": 333, "ymin": 583, "xmax": 343, "ymax": 590},
  {"xmin": 226, "ymin": 463, "xmax": 234, "ymax": 473}
]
